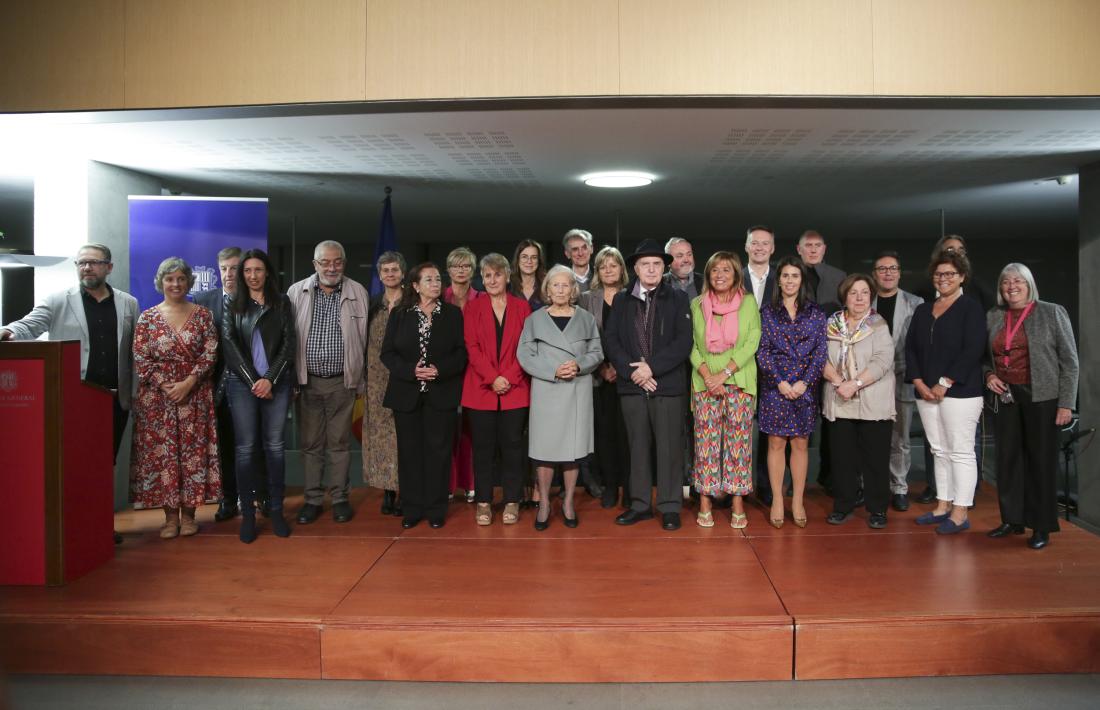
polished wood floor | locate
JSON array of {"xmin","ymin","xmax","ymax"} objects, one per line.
[{"xmin": 2, "ymin": 485, "xmax": 1099, "ymax": 681}]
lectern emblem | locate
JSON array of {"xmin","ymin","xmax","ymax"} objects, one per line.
[{"xmin": 0, "ymin": 370, "xmax": 16, "ymax": 392}]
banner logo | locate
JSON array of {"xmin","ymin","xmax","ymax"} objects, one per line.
[
  {"xmin": 0, "ymin": 370, "xmax": 17, "ymax": 392},
  {"xmin": 192, "ymin": 266, "xmax": 218, "ymax": 293}
]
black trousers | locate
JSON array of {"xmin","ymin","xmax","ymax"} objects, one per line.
[
  {"xmin": 621, "ymin": 394, "xmax": 684, "ymax": 514},
  {"xmin": 994, "ymin": 385, "xmax": 1060, "ymax": 533},
  {"xmin": 829, "ymin": 418, "xmax": 892, "ymax": 515},
  {"xmin": 467, "ymin": 407, "xmax": 527, "ymax": 505},
  {"xmin": 394, "ymin": 402, "xmax": 457, "ymax": 521},
  {"xmin": 112, "ymin": 397, "xmax": 128, "ymax": 462},
  {"xmin": 593, "ymin": 383, "xmax": 631, "ymax": 497}
]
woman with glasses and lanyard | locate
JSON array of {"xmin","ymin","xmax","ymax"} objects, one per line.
[{"xmin": 905, "ymin": 250, "xmax": 987, "ymax": 535}]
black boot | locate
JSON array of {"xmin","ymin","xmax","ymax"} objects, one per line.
[
  {"xmin": 270, "ymin": 509, "xmax": 291, "ymax": 538},
  {"xmin": 391, "ymin": 494, "xmax": 404, "ymax": 517},
  {"xmin": 381, "ymin": 489, "xmax": 396, "ymax": 516},
  {"xmin": 239, "ymin": 514, "xmax": 257, "ymax": 544}
]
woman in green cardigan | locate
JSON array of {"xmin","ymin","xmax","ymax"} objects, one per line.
[{"xmin": 689, "ymin": 251, "xmax": 762, "ymax": 528}]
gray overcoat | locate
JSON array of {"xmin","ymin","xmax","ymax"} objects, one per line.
[{"xmin": 518, "ymin": 307, "xmax": 604, "ymax": 462}]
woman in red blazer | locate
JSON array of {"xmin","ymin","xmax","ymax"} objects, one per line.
[{"xmin": 462, "ymin": 252, "xmax": 533, "ymax": 526}]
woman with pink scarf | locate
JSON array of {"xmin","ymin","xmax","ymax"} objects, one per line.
[{"xmin": 689, "ymin": 251, "xmax": 762, "ymax": 529}]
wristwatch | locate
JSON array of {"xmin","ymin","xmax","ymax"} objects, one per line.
[
  {"xmin": 937, "ymin": 377, "xmax": 953, "ymax": 388},
  {"xmin": 723, "ymin": 367, "xmax": 733, "ymax": 378},
  {"xmin": 855, "ymin": 379, "xmax": 864, "ymax": 388}
]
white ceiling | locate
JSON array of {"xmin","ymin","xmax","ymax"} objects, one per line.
[{"xmin": 2, "ymin": 98, "xmax": 1097, "ymax": 244}]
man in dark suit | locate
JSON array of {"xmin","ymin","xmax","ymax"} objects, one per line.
[
  {"xmin": 744, "ymin": 226, "xmax": 778, "ymax": 505},
  {"xmin": 796, "ymin": 229, "xmax": 846, "ymax": 496},
  {"xmin": 195, "ymin": 246, "xmax": 266, "ymax": 521}
]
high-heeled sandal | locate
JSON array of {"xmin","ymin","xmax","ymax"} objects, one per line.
[
  {"xmin": 475, "ymin": 503, "xmax": 492, "ymax": 526},
  {"xmin": 502, "ymin": 502, "xmax": 519, "ymax": 525}
]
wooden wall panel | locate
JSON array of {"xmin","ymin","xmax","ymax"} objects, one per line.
[
  {"xmin": 0, "ymin": 0, "xmax": 125, "ymax": 112},
  {"xmin": 125, "ymin": 0, "xmax": 367, "ymax": 108},
  {"xmin": 364, "ymin": 0, "xmax": 619, "ymax": 100},
  {"xmin": 872, "ymin": 0, "xmax": 1100, "ymax": 96},
  {"xmin": 619, "ymin": 0, "xmax": 875, "ymax": 95}
]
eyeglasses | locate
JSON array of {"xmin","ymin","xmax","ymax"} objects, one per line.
[
  {"xmin": 933, "ymin": 271, "xmax": 960, "ymax": 281},
  {"xmin": 75, "ymin": 259, "xmax": 110, "ymax": 268},
  {"xmin": 314, "ymin": 259, "xmax": 345, "ymax": 269},
  {"xmin": 449, "ymin": 263, "xmax": 473, "ymax": 270},
  {"xmin": 518, "ymin": 254, "xmax": 539, "ymax": 262},
  {"xmin": 874, "ymin": 265, "xmax": 900, "ymax": 274}
]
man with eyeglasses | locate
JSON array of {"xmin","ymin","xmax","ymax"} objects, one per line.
[
  {"xmin": 1, "ymin": 243, "xmax": 139, "ymax": 544},
  {"xmin": 871, "ymin": 251, "xmax": 924, "ymax": 512},
  {"xmin": 287, "ymin": 240, "xmax": 368, "ymax": 524}
]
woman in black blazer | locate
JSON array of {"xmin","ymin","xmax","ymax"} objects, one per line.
[{"xmin": 381, "ymin": 262, "xmax": 467, "ymax": 529}]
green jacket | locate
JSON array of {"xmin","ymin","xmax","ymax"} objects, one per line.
[{"xmin": 688, "ymin": 294, "xmax": 761, "ymax": 396}]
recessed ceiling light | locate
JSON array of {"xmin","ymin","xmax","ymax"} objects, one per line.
[{"xmin": 583, "ymin": 171, "xmax": 654, "ymax": 188}]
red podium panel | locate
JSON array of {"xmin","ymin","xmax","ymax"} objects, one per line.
[{"xmin": 0, "ymin": 341, "xmax": 114, "ymax": 585}]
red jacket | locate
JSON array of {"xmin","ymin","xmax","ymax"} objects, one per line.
[{"xmin": 461, "ymin": 293, "xmax": 532, "ymax": 411}]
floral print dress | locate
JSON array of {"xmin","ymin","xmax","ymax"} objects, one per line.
[
  {"xmin": 364, "ymin": 302, "xmax": 399, "ymax": 490},
  {"xmin": 130, "ymin": 305, "xmax": 221, "ymax": 509}
]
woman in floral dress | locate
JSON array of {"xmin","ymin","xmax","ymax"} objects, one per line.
[
  {"xmin": 365, "ymin": 250, "xmax": 405, "ymax": 515},
  {"xmin": 130, "ymin": 257, "xmax": 221, "ymax": 539}
]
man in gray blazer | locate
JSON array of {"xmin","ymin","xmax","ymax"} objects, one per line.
[
  {"xmin": 1, "ymin": 243, "xmax": 138, "ymax": 543},
  {"xmin": 796, "ymin": 230, "xmax": 846, "ymax": 494},
  {"xmin": 872, "ymin": 251, "xmax": 924, "ymax": 512}
]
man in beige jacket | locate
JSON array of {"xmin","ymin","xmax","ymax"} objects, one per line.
[{"xmin": 287, "ymin": 240, "xmax": 367, "ymax": 524}]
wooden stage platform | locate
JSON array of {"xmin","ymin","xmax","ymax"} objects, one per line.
[{"xmin": 2, "ymin": 485, "xmax": 1099, "ymax": 682}]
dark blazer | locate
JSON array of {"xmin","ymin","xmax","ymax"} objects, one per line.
[
  {"xmin": 808, "ymin": 261, "xmax": 846, "ymax": 313},
  {"xmin": 194, "ymin": 289, "xmax": 229, "ymax": 403},
  {"xmin": 381, "ymin": 301, "xmax": 467, "ymax": 412},
  {"xmin": 746, "ymin": 265, "xmax": 777, "ymax": 310},
  {"xmin": 603, "ymin": 279, "xmax": 693, "ymax": 397},
  {"xmin": 461, "ymin": 293, "xmax": 532, "ymax": 411},
  {"xmin": 222, "ymin": 294, "xmax": 296, "ymax": 388},
  {"xmin": 904, "ymin": 295, "xmax": 987, "ymax": 398}
]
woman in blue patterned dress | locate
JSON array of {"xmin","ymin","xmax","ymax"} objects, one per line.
[{"xmin": 756, "ymin": 256, "xmax": 827, "ymax": 529}]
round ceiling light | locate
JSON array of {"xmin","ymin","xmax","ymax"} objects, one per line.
[{"xmin": 582, "ymin": 171, "xmax": 654, "ymax": 188}]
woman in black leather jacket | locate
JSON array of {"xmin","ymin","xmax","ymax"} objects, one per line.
[{"xmin": 222, "ymin": 249, "xmax": 297, "ymax": 543}]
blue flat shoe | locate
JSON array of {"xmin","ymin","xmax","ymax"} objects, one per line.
[
  {"xmin": 915, "ymin": 511, "xmax": 950, "ymax": 525},
  {"xmin": 935, "ymin": 518, "xmax": 971, "ymax": 535}
]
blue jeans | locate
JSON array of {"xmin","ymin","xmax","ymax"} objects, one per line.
[{"xmin": 227, "ymin": 374, "xmax": 290, "ymax": 512}]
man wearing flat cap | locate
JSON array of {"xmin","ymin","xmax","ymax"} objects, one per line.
[{"xmin": 604, "ymin": 239, "xmax": 693, "ymax": 530}]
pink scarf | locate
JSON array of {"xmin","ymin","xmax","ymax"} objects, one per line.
[{"xmin": 701, "ymin": 289, "xmax": 743, "ymax": 353}]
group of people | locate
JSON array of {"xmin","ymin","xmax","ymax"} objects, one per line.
[
  {"xmin": 3, "ymin": 241, "xmax": 369, "ymax": 544},
  {"xmin": 0, "ymin": 227, "xmax": 1079, "ymax": 549},
  {"xmin": 360, "ymin": 228, "xmax": 1079, "ymax": 549}
]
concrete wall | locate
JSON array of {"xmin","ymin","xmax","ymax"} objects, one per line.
[{"xmin": 1078, "ymin": 161, "xmax": 1100, "ymax": 527}]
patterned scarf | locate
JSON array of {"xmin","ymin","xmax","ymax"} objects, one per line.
[
  {"xmin": 826, "ymin": 309, "xmax": 875, "ymax": 381},
  {"xmin": 701, "ymin": 289, "xmax": 743, "ymax": 353}
]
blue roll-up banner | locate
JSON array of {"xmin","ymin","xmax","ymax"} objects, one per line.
[{"xmin": 128, "ymin": 196, "xmax": 268, "ymax": 310}]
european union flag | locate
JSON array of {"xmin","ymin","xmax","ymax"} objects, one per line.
[{"xmin": 369, "ymin": 191, "xmax": 398, "ymax": 297}]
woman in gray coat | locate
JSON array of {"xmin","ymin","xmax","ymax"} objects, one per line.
[
  {"xmin": 984, "ymin": 263, "xmax": 1079, "ymax": 549},
  {"xmin": 519, "ymin": 265, "xmax": 604, "ymax": 531}
]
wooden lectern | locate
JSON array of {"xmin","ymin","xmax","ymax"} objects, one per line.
[{"xmin": 0, "ymin": 341, "xmax": 114, "ymax": 585}]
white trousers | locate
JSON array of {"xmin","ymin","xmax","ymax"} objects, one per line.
[
  {"xmin": 889, "ymin": 399, "xmax": 915, "ymax": 494},
  {"xmin": 915, "ymin": 396, "xmax": 983, "ymax": 507}
]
